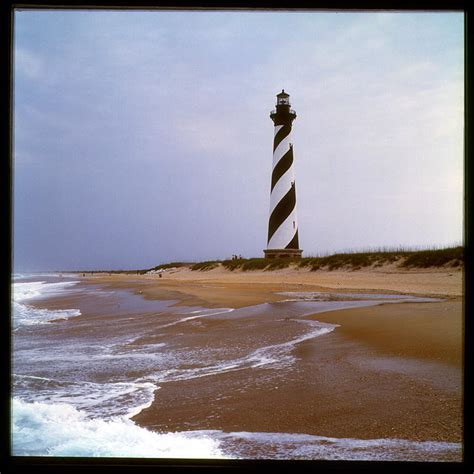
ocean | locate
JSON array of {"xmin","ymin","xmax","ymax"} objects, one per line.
[{"xmin": 11, "ymin": 273, "xmax": 462, "ymax": 461}]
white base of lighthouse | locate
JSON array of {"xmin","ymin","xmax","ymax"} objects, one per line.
[{"xmin": 263, "ymin": 248, "xmax": 303, "ymax": 259}]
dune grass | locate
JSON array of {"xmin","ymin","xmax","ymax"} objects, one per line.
[
  {"xmin": 190, "ymin": 261, "xmax": 220, "ymax": 271},
  {"xmin": 77, "ymin": 246, "xmax": 463, "ymax": 275},
  {"xmin": 399, "ymin": 247, "xmax": 463, "ymax": 268},
  {"xmin": 186, "ymin": 246, "xmax": 463, "ymax": 272},
  {"xmin": 149, "ymin": 262, "xmax": 190, "ymax": 271}
]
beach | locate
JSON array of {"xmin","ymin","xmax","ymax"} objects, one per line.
[
  {"xmin": 83, "ymin": 263, "xmax": 462, "ymax": 306},
  {"xmin": 12, "ymin": 265, "xmax": 463, "ymax": 460}
]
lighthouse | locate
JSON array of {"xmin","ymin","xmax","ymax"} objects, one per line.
[{"xmin": 264, "ymin": 90, "xmax": 302, "ymax": 259}]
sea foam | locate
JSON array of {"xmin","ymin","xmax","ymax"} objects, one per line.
[
  {"xmin": 14, "ymin": 280, "xmax": 80, "ymax": 302},
  {"xmin": 213, "ymin": 430, "xmax": 462, "ymax": 461},
  {"xmin": 13, "ymin": 375, "xmax": 158, "ymax": 420},
  {"xmin": 145, "ymin": 319, "xmax": 338, "ymax": 383},
  {"xmin": 157, "ymin": 308, "xmax": 235, "ymax": 329},
  {"xmin": 12, "ymin": 398, "xmax": 226, "ymax": 458},
  {"xmin": 11, "ymin": 398, "xmax": 461, "ymax": 461},
  {"xmin": 12, "ymin": 280, "xmax": 81, "ymax": 327}
]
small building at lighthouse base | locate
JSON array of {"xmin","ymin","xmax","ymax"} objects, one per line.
[{"xmin": 264, "ymin": 248, "xmax": 303, "ymax": 259}]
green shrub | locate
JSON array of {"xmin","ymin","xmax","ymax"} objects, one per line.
[
  {"xmin": 241, "ymin": 259, "xmax": 269, "ymax": 271},
  {"xmin": 222, "ymin": 259, "xmax": 246, "ymax": 271},
  {"xmin": 191, "ymin": 261, "xmax": 220, "ymax": 271},
  {"xmin": 149, "ymin": 262, "xmax": 188, "ymax": 271},
  {"xmin": 399, "ymin": 247, "xmax": 463, "ymax": 268},
  {"xmin": 297, "ymin": 246, "xmax": 463, "ymax": 271}
]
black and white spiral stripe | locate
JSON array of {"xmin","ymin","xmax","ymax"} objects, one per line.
[{"xmin": 267, "ymin": 123, "xmax": 299, "ymax": 249}]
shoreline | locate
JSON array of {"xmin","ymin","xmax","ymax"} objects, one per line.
[
  {"xmin": 131, "ymin": 297, "xmax": 462, "ymax": 443},
  {"xmin": 23, "ymin": 266, "xmax": 464, "ymax": 446}
]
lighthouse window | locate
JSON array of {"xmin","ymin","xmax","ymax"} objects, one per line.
[{"xmin": 279, "ymin": 98, "xmax": 289, "ymax": 105}]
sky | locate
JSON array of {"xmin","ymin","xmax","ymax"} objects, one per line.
[{"xmin": 13, "ymin": 9, "xmax": 464, "ymax": 271}]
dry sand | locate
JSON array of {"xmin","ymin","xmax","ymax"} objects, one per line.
[
  {"xmin": 84, "ymin": 264, "xmax": 463, "ymax": 308},
  {"xmin": 80, "ymin": 265, "xmax": 463, "ymax": 443}
]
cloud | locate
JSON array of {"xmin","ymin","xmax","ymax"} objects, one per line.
[{"xmin": 14, "ymin": 48, "xmax": 43, "ymax": 79}]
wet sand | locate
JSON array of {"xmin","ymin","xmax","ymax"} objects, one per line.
[
  {"xmin": 131, "ymin": 303, "xmax": 462, "ymax": 443},
  {"xmin": 314, "ymin": 300, "xmax": 463, "ymax": 366},
  {"xmin": 73, "ymin": 266, "xmax": 463, "ymax": 445}
]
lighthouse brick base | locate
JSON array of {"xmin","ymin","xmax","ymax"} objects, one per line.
[{"xmin": 264, "ymin": 249, "xmax": 303, "ymax": 259}]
